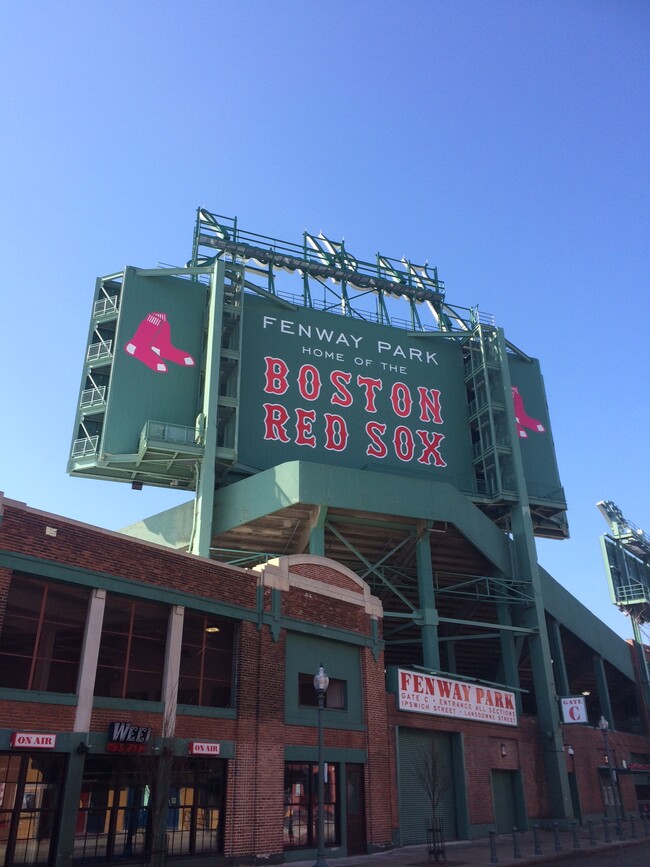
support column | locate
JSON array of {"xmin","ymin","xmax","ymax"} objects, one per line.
[
  {"xmin": 495, "ymin": 326, "xmax": 572, "ymax": 821},
  {"xmin": 191, "ymin": 260, "xmax": 225, "ymax": 557},
  {"xmin": 74, "ymin": 588, "xmax": 106, "ymax": 734},
  {"xmin": 593, "ymin": 655, "xmax": 614, "ymax": 725},
  {"xmin": 162, "ymin": 605, "xmax": 185, "ymax": 737},
  {"xmin": 54, "ymin": 750, "xmax": 86, "ymax": 867},
  {"xmin": 510, "ymin": 505, "xmax": 572, "ymax": 819},
  {"xmin": 309, "ymin": 506, "xmax": 328, "ymax": 556},
  {"xmin": 632, "ymin": 617, "xmax": 650, "ymax": 731},
  {"xmin": 416, "ymin": 526, "xmax": 440, "ymax": 670},
  {"xmin": 497, "ymin": 602, "xmax": 523, "ymax": 715},
  {"xmin": 547, "ymin": 617, "xmax": 570, "ymax": 698},
  {"xmin": 58, "ymin": 589, "xmax": 108, "ymax": 867}
]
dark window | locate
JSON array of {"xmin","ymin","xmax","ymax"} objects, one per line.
[
  {"xmin": 178, "ymin": 612, "xmax": 236, "ymax": 708},
  {"xmin": 95, "ymin": 596, "xmax": 168, "ymax": 701},
  {"xmin": 74, "ymin": 756, "xmax": 151, "ymax": 861},
  {"xmin": 298, "ymin": 673, "xmax": 346, "ymax": 709},
  {"xmin": 284, "ymin": 761, "xmax": 339, "ymax": 849},
  {"xmin": 74, "ymin": 756, "xmax": 226, "ymax": 861},
  {"xmin": 0, "ymin": 575, "xmax": 88, "ymax": 692},
  {"xmin": 166, "ymin": 759, "xmax": 226, "ymax": 855},
  {"xmin": 0, "ymin": 752, "xmax": 66, "ymax": 866}
]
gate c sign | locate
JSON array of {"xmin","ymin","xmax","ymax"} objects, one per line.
[{"xmin": 560, "ymin": 696, "xmax": 588, "ymax": 724}]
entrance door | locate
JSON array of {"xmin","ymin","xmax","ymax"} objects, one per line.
[
  {"xmin": 491, "ymin": 769, "xmax": 517, "ymax": 833},
  {"xmin": 345, "ymin": 764, "xmax": 366, "ymax": 855},
  {"xmin": 568, "ymin": 772, "xmax": 582, "ymax": 823},
  {"xmin": 397, "ymin": 729, "xmax": 456, "ymax": 844}
]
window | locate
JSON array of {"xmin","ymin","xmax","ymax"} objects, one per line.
[
  {"xmin": 284, "ymin": 762, "xmax": 339, "ymax": 849},
  {"xmin": 166, "ymin": 759, "xmax": 226, "ymax": 856},
  {"xmin": 178, "ymin": 612, "xmax": 236, "ymax": 708},
  {"xmin": 74, "ymin": 756, "xmax": 226, "ymax": 861},
  {"xmin": 75, "ymin": 756, "xmax": 151, "ymax": 862},
  {"xmin": 0, "ymin": 752, "xmax": 66, "ymax": 866},
  {"xmin": 0, "ymin": 575, "xmax": 88, "ymax": 692},
  {"xmin": 95, "ymin": 596, "xmax": 168, "ymax": 701},
  {"xmin": 298, "ymin": 673, "xmax": 346, "ymax": 709}
]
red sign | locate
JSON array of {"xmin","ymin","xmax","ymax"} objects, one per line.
[
  {"xmin": 262, "ymin": 357, "xmax": 447, "ymax": 467},
  {"xmin": 189, "ymin": 741, "xmax": 220, "ymax": 756},
  {"xmin": 106, "ymin": 742, "xmax": 147, "ymax": 754},
  {"xmin": 10, "ymin": 732, "xmax": 56, "ymax": 749}
]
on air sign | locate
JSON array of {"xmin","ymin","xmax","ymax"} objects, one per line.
[
  {"xmin": 398, "ymin": 669, "xmax": 518, "ymax": 727},
  {"xmin": 189, "ymin": 741, "xmax": 220, "ymax": 756},
  {"xmin": 10, "ymin": 732, "xmax": 57, "ymax": 749},
  {"xmin": 560, "ymin": 696, "xmax": 588, "ymax": 724}
]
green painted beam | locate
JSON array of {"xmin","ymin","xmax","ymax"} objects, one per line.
[
  {"xmin": 438, "ymin": 616, "xmax": 535, "ymax": 634},
  {"xmin": 212, "ymin": 460, "xmax": 512, "ymax": 576}
]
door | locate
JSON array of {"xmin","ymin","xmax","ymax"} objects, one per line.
[
  {"xmin": 567, "ymin": 772, "xmax": 582, "ymax": 823},
  {"xmin": 397, "ymin": 729, "xmax": 456, "ymax": 844},
  {"xmin": 491, "ymin": 769, "xmax": 517, "ymax": 833},
  {"xmin": 345, "ymin": 764, "xmax": 366, "ymax": 855}
]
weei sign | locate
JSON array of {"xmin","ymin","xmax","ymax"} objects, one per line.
[
  {"xmin": 238, "ymin": 294, "xmax": 475, "ymax": 481},
  {"xmin": 397, "ymin": 668, "xmax": 518, "ymax": 727}
]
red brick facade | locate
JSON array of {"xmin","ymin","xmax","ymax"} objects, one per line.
[{"xmin": 1, "ymin": 494, "xmax": 650, "ymax": 864}]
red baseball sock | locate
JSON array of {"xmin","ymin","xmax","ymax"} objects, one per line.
[
  {"xmin": 150, "ymin": 318, "xmax": 195, "ymax": 367},
  {"xmin": 124, "ymin": 313, "xmax": 167, "ymax": 372},
  {"xmin": 512, "ymin": 387, "xmax": 545, "ymax": 434}
]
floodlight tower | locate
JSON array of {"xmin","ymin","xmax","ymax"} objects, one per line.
[{"xmin": 598, "ymin": 500, "xmax": 650, "ymax": 723}]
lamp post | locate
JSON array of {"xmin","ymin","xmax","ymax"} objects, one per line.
[
  {"xmin": 313, "ymin": 664, "xmax": 330, "ymax": 867},
  {"xmin": 598, "ymin": 716, "xmax": 620, "ymax": 821}
]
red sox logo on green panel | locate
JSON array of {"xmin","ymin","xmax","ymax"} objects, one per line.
[{"xmin": 124, "ymin": 312, "xmax": 195, "ymax": 372}]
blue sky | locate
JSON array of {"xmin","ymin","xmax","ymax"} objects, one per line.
[{"xmin": 1, "ymin": 1, "xmax": 648, "ymax": 640}]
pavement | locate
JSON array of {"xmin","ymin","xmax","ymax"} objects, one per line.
[{"xmin": 287, "ymin": 822, "xmax": 650, "ymax": 866}]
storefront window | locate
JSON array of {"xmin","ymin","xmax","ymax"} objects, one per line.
[
  {"xmin": 178, "ymin": 612, "xmax": 236, "ymax": 707},
  {"xmin": 0, "ymin": 575, "xmax": 88, "ymax": 692},
  {"xmin": 0, "ymin": 752, "xmax": 66, "ymax": 867},
  {"xmin": 95, "ymin": 596, "xmax": 168, "ymax": 701},
  {"xmin": 166, "ymin": 760, "xmax": 226, "ymax": 856},
  {"xmin": 74, "ymin": 756, "xmax": 226, "ymax": 861},
  {"xmin": 283, "ymin": 762, "xmax": 339, "ymax": 850},
  {"xmin": 74, "ymin": 756, "xmax": 151, "ymax": 862}
]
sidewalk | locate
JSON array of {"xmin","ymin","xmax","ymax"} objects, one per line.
[{"xmin": 287, "ymin": 823, "xmax": 650, "ymax": 866}]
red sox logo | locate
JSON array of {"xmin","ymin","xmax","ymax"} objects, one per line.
[{"xmin": 124, "ymin": 312, "xmax": 195, "ymax": 373}]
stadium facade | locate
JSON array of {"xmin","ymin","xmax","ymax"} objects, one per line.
[{"xmin": 1, "ymin": 209, "xmax": 649, "ymax": 865}]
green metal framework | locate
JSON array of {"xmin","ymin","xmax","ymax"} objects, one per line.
[
  {"xmin": 598, "ymin": 500, "xmax": 650, "ymax": 718},
  {"xmin": 69, "ymin": 207, "xmax": 584, "ymax": 820}
]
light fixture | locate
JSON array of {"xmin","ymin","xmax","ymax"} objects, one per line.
[
  {"xmin": 205, "ymin": 626, "xmax": 221, "ymax": 633},
  {"xmin": 313, "ymin": 664, "xmax": 330, "ymax": 867},
  {"xmin": 500, "ymin": 743, "xmax": 507, "ymax": 757},
  {"xmin": 582, "ymin": 690, "xmax": 591, "ymax": 697}
]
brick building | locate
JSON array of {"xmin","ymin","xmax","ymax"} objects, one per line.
[
  {"xmin": 2, "ymin": 492, "xmax": 650, "ymax": 867},
  {"xmin": 4, "ymin": 210, "xmax": 649, "ymax": 866}
]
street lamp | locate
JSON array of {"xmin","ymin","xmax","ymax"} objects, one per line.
[
  {"xmin": 313, "ymin": 664, "xmax": 330, "ymax": 867},
  {"xmin": 598, "ymin": 716, "xmax": 620, "ymax": 822}
]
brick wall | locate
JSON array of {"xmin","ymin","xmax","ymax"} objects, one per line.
[
  {"xmin": 0, "ymin": 502, "xmax": 258, "ymax": 608},
  {"xmin": 0, "ymin": 499, "xmax": 395, "ymax": 858}
]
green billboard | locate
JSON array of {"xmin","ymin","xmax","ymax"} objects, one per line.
[
  {"xmin": 237, "ymin": 295, "xmax": 476, "ymax": 483},
  {"xmin": 101, "ymin": 268, "xmax": 205, "ymax": 456},
  {"xmin": 507, "ymin": 354, "xmax": 563, "ymax": 501}
]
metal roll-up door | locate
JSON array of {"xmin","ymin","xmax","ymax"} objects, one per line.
[{"xmin": 397, "ymin": 728, "xmax": 456, "ymax": 844}]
